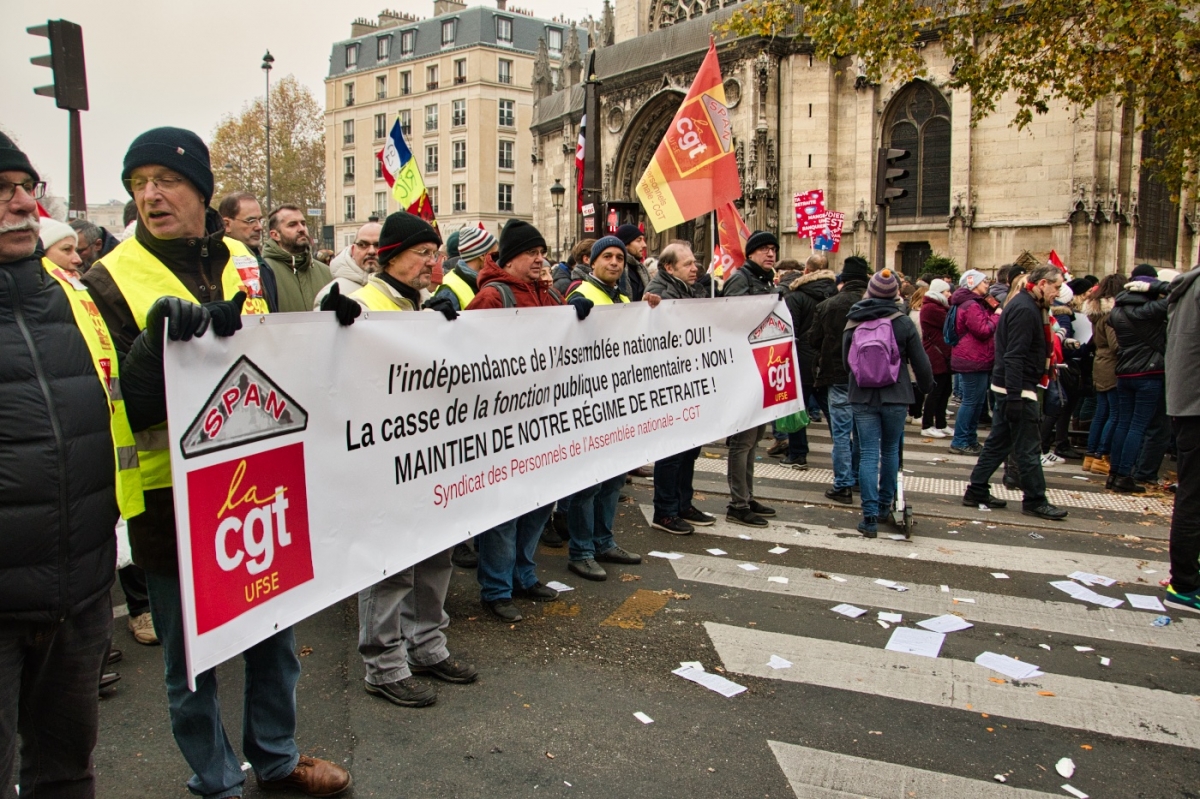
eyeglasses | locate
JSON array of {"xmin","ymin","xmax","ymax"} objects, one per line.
[
  {"xmin": 0, "ymin": 179, "xmax": 46, "ymax": 203},
  {"xmin": 234, "ymin": 216, "xmax": 262, "ymax": 226},
  {"xmin": 523, "ymin": 248, "xmax": 548, "ymax": 259},
  {"xmin": 408, "ymin": 247, "xmax": 440, "ymax": 261},
  {"xmin": 123, "ymin": 175, "xmax": 186, "ymax": 194},
  {"xmin": 354, "ymin": 240, "xmax": 379, "ymax": 250}
]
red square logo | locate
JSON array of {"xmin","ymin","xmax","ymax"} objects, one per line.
[
  {"xmin": 186, "ymin": 442, "xmax": 314, "ymax": 634},
  {"xmin": 752, "ymin": 342, "xmax": 799, "ymax": 409}
]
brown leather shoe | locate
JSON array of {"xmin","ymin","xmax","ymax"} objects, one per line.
[{"xmin": 257, "ymin": 755, "xmax": 352, "ymax": 797}]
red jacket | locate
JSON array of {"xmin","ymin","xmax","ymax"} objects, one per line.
[
  {"xmin": 465, "ymin": 263, "xmax": 562, "ymax": 310},
  {"xmin": 919, "ymin": 299, "xmax": 952, "ymax": 375}
]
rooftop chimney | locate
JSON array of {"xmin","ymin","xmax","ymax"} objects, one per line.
[
  {"xmin": 434, "ymin": 0, "xmax": 467, "ymax": 15},
  {"xmin": 497, "ymin": 0, "xmax": 507, "ymax": 9}
]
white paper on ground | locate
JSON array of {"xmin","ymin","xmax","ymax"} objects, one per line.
[
  {"xmin": 878, "ymin": 612, "xmax": 903, "ymax": 623},
  {"xmin": 633, "ymin": 711, "xmax": 654, "ymax": 724},
  {"xmin": 1039, "ymin": 644, "xmax": 1052, "ymax": 650},
  {"xmin": 1055, "ymin": 757, "xmax": 1075, "ymax": 778},
  {"xmin": 1050, "ymin": 580, "xmax": 1124, "ymax": 608},
  {"xmin": 546, "ymin": 581, "xmax": 574, "ymax": 592},
  {"xmin": 875, "ymin": 579, "xmax": 896, "ymax": 587},
  {"xmin": 831, "ymin": 604, "xmax": 867, "ymax": 618},
  {"xmin": 1072, "ymin": 475, "xmax": 1090, "ymax": 481},
  {"xmin": 830, "ymin": 575, "xmax": 848, "ymax": 583},
  {"xmin": 647, "ymin": 551, "xmax": 684, "ymax": 560},
  {"xmin": 767, "ymin": 654, "xmax": 792, "ymax": 669},
  {"xmin": 1061, "ymin": 784, "xmax": 1089, "ymax": 799},
  {"xmin": 916, "ymin": 614, "xmax": 973, "ymax": 633},
  {"xmin": 888, "ymin": 534, "xmax": 906, "ymax": 540},
  {"xmin": 975, "ymin": 652, "xmax": 1044, "ymax": 680},
  {"xmin": 672, "ymin": 665, "xmax": 746, "ymax": 697},
  {"xmin": 679, "ymin": 661, "xmax": 704, "ymax": 671},
  {"xmin": 737, "ymin": 534, "xmax": 752, "ymax": 540},
  {"xmin": 705, "ymin": 548, "xmax": 727, "ymax": 556},
  {"xmin": 940, "ymin": 585, "xmax": 950, "ymax": 593},
  {"xmin": 1073, "ymin": 646, "xmax": 1094, "ymax": 652},
  {"xmin": 991, "ymin": 573, "xmax": 1010, "ymax": 579},
  {"xmin": 1068, "ymin": 570, "xmax": 1117, "ymax": 587},
  {"xmin": 877, "ymin": 620, "xmax": 890, "ymax": 629},
  {"xmin": 768, "ymin": 546, "xmax": 789, "ymax": 554},
  {"xmin": 1100, "ymin": 657, "xmax": 1111, "ymax": 666},
  {"xmin": 767, "ymin": 576, "xmax": 788, "ymax": 584},
  {"xmin": 738, "ymin": 563, "xmax": 760, "ymax": 571},
  {"xmin": 884, "ymin": 627, "xmax": 945, "ymax": 658},
  {"xmin": 953, "ymin": 597, "xmax": 976, "ymax": 603},
  {"xmin": 1126, "ymin": 593, "xmax": 1166, "ymax": 611}
]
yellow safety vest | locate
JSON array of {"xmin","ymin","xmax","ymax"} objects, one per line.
[
  {"xmin": 437, "ymin": 269, "xmax": 475, "ymax": 309},
  {"xmin": 42, "ymin": 260, "xmax": 145, "ymax": 519},
  {"xmin": 98, "ymin": 236, "xmax": 269, "ymax": 491},
  {"xmin": 567, "ymin": 277, "xmax": 629, "ymax": 306},
  {"xmin": 350, "ymin": 277, "xmax": 417, "ymax": 312}
]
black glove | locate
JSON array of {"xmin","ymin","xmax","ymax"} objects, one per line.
[
  {"xmin": 1004, "ymin": 399, "xmax": 1024, "ymax": 426},
  {"xmin": 144, "ymin": 296, "xmax": 210, "ymax": 350},
  {"xmin": 319, "ymin": 282, "xmax": 361, "ymax": 326},
  {"xmin": 1150, "ymin": 279, "xmax": 1173, "ymax": 297},
  {"xmin": 423, "ymin": 293, "xmax": 459, "ymax": 321},
  {"xmin": 204, "ymin": 291, "xmax": 246, "ymax": 337},
  {"xmin": 568, "ymin": 296, "xmax": 594, "ymax": 320}
]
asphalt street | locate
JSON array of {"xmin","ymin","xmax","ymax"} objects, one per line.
[{"xmin": 93, "ymin": 415, "xmax": 1197, "ymax": 799}]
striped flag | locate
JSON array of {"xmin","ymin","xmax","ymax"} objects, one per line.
[
  {"xmin": 575, "ymin": 115, "xmax": 586, "ymax": 213},
  {"xmin": 377, "ymin": 115, "xmax": 438, "ymax": 230}
]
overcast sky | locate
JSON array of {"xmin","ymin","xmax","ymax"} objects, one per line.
[{"xmin": 2, "ymin": 0, "xmax": 598, "ymax": 206}]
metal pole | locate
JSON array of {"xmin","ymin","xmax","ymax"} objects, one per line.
[
  {"xmin": 555, "ymin": 207, "xmax": 561, "ymax": 262},
  {"xmin": 263, "ymin": 51, "xmax": 274, "ymax": 211},
  {"xmin": 68, "ymin": 109, "xmax": 86, "ymax": 217},
  {"xmin": 874, "ymin": 148, "xmax": 887, "ymax": 272}
]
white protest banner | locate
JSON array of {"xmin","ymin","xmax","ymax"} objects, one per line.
[{"xmin": 165, "ymin": 296, "xmax": 800, "ymax": 686}]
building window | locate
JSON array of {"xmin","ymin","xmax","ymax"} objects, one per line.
[
  {"xmin": 454, "ymin": 58, "xmax": 467, "ymax": 84},
  {"xmin": 1136, "ymin": 130, "xmax": 1180, "ymax": 265},
  {"xmin": 452, "ymin": 140, "xmax": 467, "ymax": 170},
  {"xmin": 400, "ymin": 70, "xmax": 412, "ymax": 95},
  {"xmin": 498, "ymin": 140, "xmax": 514, "ymax": 170},
  {"xmin": 344, "ymin": 195, "xmax": 356, "ymax": 222},
  {"xmin": 452, "ymin": 99, "xmax": 466, "ymax": 127},
  {"xmin": 427, "ymin": 64, "xmax": 439, "ymax": 90},
  {"xmin": 346, "ymin": 43, "xmax": 359, "ymax": 68},
  {"xmin": 498, "ymin": 183, "xmax": 514, "ymax": 213},
  {"xmin": 498, "ymin": 59, "xmax": 513, "ymax": 85},
  {"xmin": 344, "ymin": 81, "xmax": 355, "ymax": 107},
  {"xmin": 453, "ymin": 183, "xmax": 467, "ymax": 212},
  {"xmin": 376, "ymin": 75, "xmax": 387, "ymax": 100},
  {"xmin": 882, "ymin": 80, "xmax": 951, "ymax": 220},
  {"xmin": 425, "ymin": 104, "xmax": 438, "ymax": 132},
  {"xmin": 498, "ymin": 99, "xmax": 514, "ymax": 127},
  {"xmin": 400, "ymin": 29, "xmax": 415, "ymax": 55},
  {"xmin": 374, "ymin": 157, "xmax": 383, "ymax": 179},
  {"xmin": 428, "ymin": 186, "xmax": 439, "ymax": 213},
  {"xmin": 442, "ymin": 20, "xmax": 456, "ymax": 46},
  {"xmin": 496, "ymin": 16, "xmax": 513, "ymax": 44},
  {"xmin": 343, "ymin": 119, "xmax": 355, "ymax": 146},
  {"xmin": 377, "ymin": 36, "xmax": 390, "ymax": 61},
  {"xmin": 398, "ymin": 109, "xmax": 412, "ymax": 137},
  {"xmin": 374, "ymin": 191, "xmax": 387, "ymax": 219},
  {"xmin": 426, "ymin": 144, "xmax": 439, "ymax": 174},
  {"xmin": 343, "ymin": 155, "xmax": 355, "ymax": 183},
  {"xmin": 374, "ymin": 113, "xmax": 387, "ymax": 140},
  {"xmin": 548, "ymin": 28, "xmax": 563, "ymax": 55}
]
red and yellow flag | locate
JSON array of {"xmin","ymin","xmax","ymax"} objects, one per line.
[
  {"xmin": 711, "ymin": 201, "xmax": 751, "ymax": 278},
  {"xmin": 636, "ymin": 39, "xmax": 741, "ymax": 232}
]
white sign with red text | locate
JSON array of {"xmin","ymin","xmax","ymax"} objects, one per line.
[{"xmin": 165, "ymin": 297, "xmax": 801, "ymax": 686}]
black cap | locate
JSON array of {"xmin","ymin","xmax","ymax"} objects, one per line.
[
  {"xmin": 0, "ymin": 131, "xmax": 38, "ymax": 182},
  {"xmin": 841, "ymin": 256, "xmax": 870, "ymax": 281},
  {"xmin": 497, "ymin": 219, "xmax": 547, "ymax": 267},
  {"xmin": 744, "ymin": 230, "xmax": 778, "ymax": 257},
  {"xmin": 122, "ymin": 127, "xmax": 214, "ymax": 205},
  {"xmin": 377, "ymin": 211, "xmax": 442, "ymax": 264},
  {"xmin": 1131, "ymin": 263, "xmax": 1158, "ymax": 279},
  {"xmin": 615, "ymin": 223, "xmax": 643, "ymax": 246}
]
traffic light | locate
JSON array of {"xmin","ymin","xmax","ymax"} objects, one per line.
[
  {"xmin": 874, "ymin": 147, "xmax": 909, "ymax": 206},
  {"xmin": 28, "ymin": 20, "xmax": 89, "ymax": 111}
]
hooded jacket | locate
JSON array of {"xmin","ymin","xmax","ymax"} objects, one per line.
[
  {"xmin": 949, "ymin": 286, "xmax": 997, "ymax": 373},
  {"xmin": 314, "ymin": 246, "xmax": 372, "ymax": 308},
  {"xmin": 989, "ymin": 281, "xmax": 1010, "ymax": 306},
  {"xmin": 465, "ymin": 263, "xmax": 561, "ymax": 309},
  {"xmin": 1166, "ymin": 269, "xmax": 1200, "ymax": 417},
  {"xmin": 722, "ymin": 261, "xmax": 777, "ymax": 297},
  {"xmin": 783, "ymin": 269, "xmax": 837, "ymax": 386},
  {"xmin": 261, "ymin": 237, "xmax": 333, "ymax": 313},
  {"xmin": 1110, "ymin": 279, "xmax": 1171, "ymax": 377},
  {"xmin": 1083, "ymin": 297, "xmax": 1117, "ymax": 393},
  {"xmin": 810, "ymin": 278, "xmax": 868, "ymax": 388},
  {"xmin": 919, "ymin": 292, "xmax": 952, "ymax": 374},
  {"xmin": 840, "ymin": 298, "xmax": 935, "ymax": 406}
]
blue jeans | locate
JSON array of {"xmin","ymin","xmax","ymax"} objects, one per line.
[
  {"xmin": 1134, "ymin": 391, "xmax": 1170, "ymax": 483},
  {"xmin": 147, "ymin": 572, "xmax": 300, "ymax": 799},
  {"xmin": 477, "ymin": 505, "xmax": 555, "ymax": 602},
  {"xmin": 951, "ymin": 372, "xmax": 990, "ymax": 448},
  {"xmin": 1086, "ymin": 389, "xmax": 1117, "ymax": 456},
  {"xmin": 822, "ymin": 384, "xmax": 859, "ymax": 489},
  {"xmin": 653, "ymin": 447, "xmax": 701, "ymax": 518},
  {"xmin": 1111, "ymin": 376, "xmax": 1165, "ymax": 477},
  {"xmin": 852, "ymin": 402, "xmax": 907, "ymax": 518},
  {"xmin": 566, "ymin": 473, "xmax": 625, "ymax": 561}
]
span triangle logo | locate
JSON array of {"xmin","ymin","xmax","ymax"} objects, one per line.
[
  {"xmin": 180, "ymin": 355, "xmax": 307, "ymax": 459},
  {"xmin": 747, "ymin": 310, "xmax": 793, "ymax": 345}
]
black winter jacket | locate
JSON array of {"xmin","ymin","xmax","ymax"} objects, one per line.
[
  {"xmin": 1110, "ymin": 280, "xmax": 1171, "ymax": 377},
  {"xmin": 809, "ymin": 279, "xmax": 868, "ymax": 388},
  {"xmin": 644, "ymin": 269, "xmax": 699, "ymax": 301},
  {"xmin": 722, "ymin": 261, "xmax": 778, "ymax": 297},
  {"xmin": 990, "ymin": 289, "xmax": 1049, "ymax": 401},
  {"xmin": 841, "ymin": 298, "xmax": 935, "ymax": 406},
  {"xmin": 783, "ymin": 270, "xmax": 837, "ymax": 388},
  {"xmin": 0, "ymin": 253, "xmax": 155, "ymax": 620}
]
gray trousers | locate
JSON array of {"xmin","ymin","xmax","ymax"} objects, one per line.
[
  {"xmin": 727, "ymin": 424, "xmax": 764, "ymax": 508},
  {"xmin": 358, "ymin": 547, "xmax": 452, "ymax": 685}
]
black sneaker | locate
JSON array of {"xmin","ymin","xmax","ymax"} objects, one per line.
[
  {"xmin": 365, "ymin": 677, "xmax": 437, "ymax": 707},
  {"xmin": 569, "ymin": 558, "xmax": 607, "ymax": 581},
  {"xmin": 409, "ymin": 656, "xmax": 478, "ymax": 684},
  {"xmin": 680, "ymin": 506, "xmax": 716, "ymax": 526},
  {"xmin": 483, "ymin": 599, "xmax": 523, "ymax": 622},
  {"xmin": 514, "ymin": 582, "xmax": 559, "ymax": 601},
  {"xmin": 766, "ymin": 440, "xmax": 789, "ymax": 458},
  {"xmin": 726, "ymin": 506, "xmax": 768, "ymax": 527},
  {"xmin": 748, "ymin": 500, "xmax": 776, "ymax": 517},
  {"xmin": 451, "ymin": 542, "xmax": 478, "ymax": 568},
  {"xmin": 949, "ymin": 444, "xmax": 983, "ymax": 456},
  {"xmin": 1054, "ymin": 445, "xmax": 1084, "ymax": 460},
  {"xmin": 824, "ymin": 487, "xmax": 853, "ymax": 504},
  {"xmin": 782, "ymin": 456, "xmax": 808, "ymax": 470},
  {"xmin": 1002, "ymin": 475, "xmax": 1020, "ymax": 491},
  {"xmin": 651, "ymin": 516, "xmax": 695, "ymax": 535},
  {"xmin": 1021, "ymin": 504, "xmax": 1069, "ymax": 521},
  {"xmin": 963, "ymin": 492, "xmax": 1007, "ymax": 509},
  {"xmin": 1109, "ymin": 475, "xmax": 1145, "ymax": 494},
  {"xmin": 596, "ymin": 545, "xmax": 642, "ymax": 564},
  {"xmin": 540, "ymin": 522, "xmax": 564, "ymax": 548}
]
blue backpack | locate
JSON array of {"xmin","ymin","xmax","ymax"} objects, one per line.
[
  {"xmin": 943, "ymin": 304, "xmax": 961, "ymax": 347},
  {"xmin": 848, "ymin": 313, "xmax": 903, "ymax": 388}
]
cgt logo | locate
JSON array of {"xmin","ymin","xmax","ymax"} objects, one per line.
[
  {"xmin": 186, "ymin": 442, "xmax": 314, "ymax": 634},
  {"xmin": 751, "ymin": 343, "xmax": 799, "ymax": 409}
]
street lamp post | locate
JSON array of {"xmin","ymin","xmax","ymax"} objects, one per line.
[
  {"xmin": 550, "ymin": 178, "xmax": 565, "ymax": 263},
  {"xmin": 262, "ymin": 50, "xmax": 275, "ymax": 211}
]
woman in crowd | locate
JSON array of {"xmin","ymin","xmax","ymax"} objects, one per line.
[
  {"xmin": 1081, "ymin": 274, "xmax": 1125, "ymax": 475},
  {"xmin": 919, "ymin": 279, "xmax": 954, "ymax": 438},
  {"xmin": 907, "ymin": 285, "xmax": 927, "ymax": 424},
  {"xmin": 948, "ymin": 270, "xmax": 998, "ymax": 455},
  {"xmin": 39, "ymin": 218, "xmax": 85, "ymax": 275}
]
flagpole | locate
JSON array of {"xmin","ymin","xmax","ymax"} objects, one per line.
[{"xmin": 710, "ymin": 211, "xmax": 717, "ymax": 298}]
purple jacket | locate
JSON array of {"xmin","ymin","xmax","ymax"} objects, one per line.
[{"xmin": 949, "ymin": 287, "xmax": 997, "ymax": 373}]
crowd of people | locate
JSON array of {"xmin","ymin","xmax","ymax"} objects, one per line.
[{"xmin": 3, "ymin": 120, "xmax": 1199, "ymax": 799}]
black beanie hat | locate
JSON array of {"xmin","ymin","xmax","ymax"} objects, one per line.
[
  {"xmin": 744, "ymin": 230, "xmax": 778, "ymax": 257},
  {"xmin": 377, "ymin": 211, "xmax": 442, "ymax": 265},
  {"xmin": 0, "ymin": 131, "xmax": 39, "ymax": 182},
  {"xmin": 615, "ymin": 223, "xmax": 643, "ymax": 247},
  {"xmin": 1131, "ymin": 263, "xmax": 1158, "ymax": 279},
  {"xmin": 498, "ymin": 219, "xmax": 547, "ymax": 267},
  {"xmin": 842, "ymin": 256, "xmax": 871, "ymax": 281},
  {"xmin": 122, "ymin": 127, "xmax": 214, "ymax": 205}
]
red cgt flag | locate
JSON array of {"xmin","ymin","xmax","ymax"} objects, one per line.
[
  {"xmin": 636, "ymin": 38, "xmax": 741, "ymax": 232},
  {"xmin": 710, "ymin": 201, "xmax": 751, "ymax": 277}
]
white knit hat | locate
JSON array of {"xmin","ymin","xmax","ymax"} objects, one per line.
[{"xmin": 39, "ymin": 218, "xmax": 77, "ymax": 251}]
